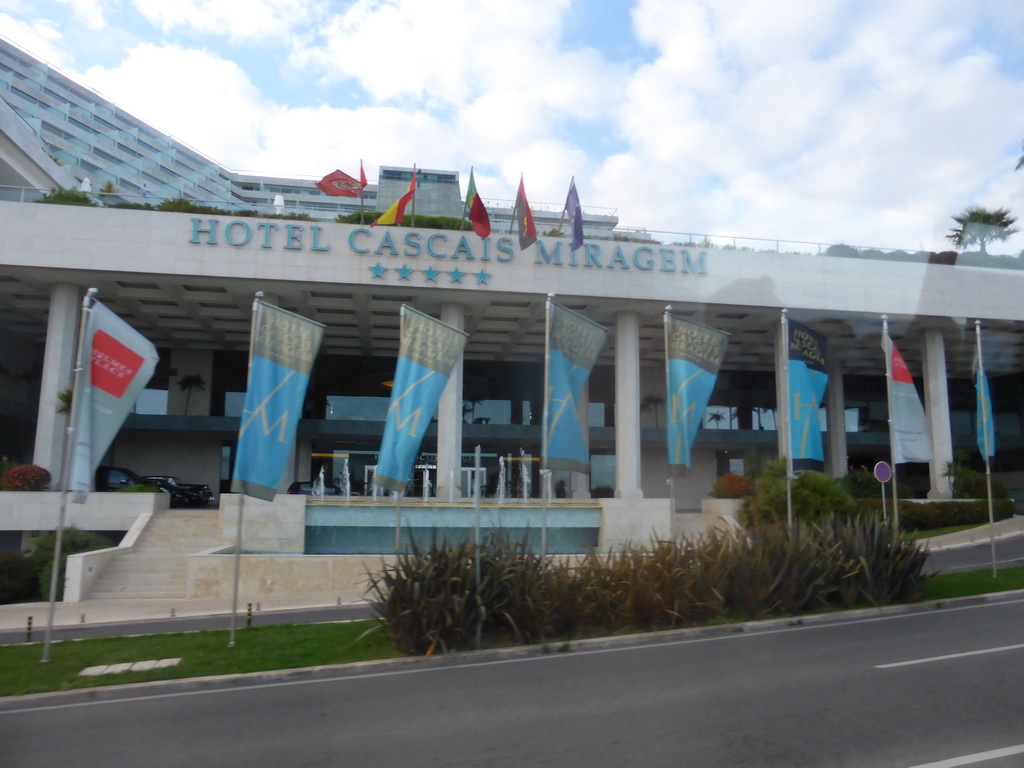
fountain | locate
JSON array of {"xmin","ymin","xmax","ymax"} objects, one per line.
[
  {"xmin": 341, "ymin": 457, "xmax": 351, "ymax": 502},
  {"xmin": 497, "ymin": 456, "xmax": 506, "ymax": 504},
  {"xmin": 520, "ymin": 448, "xmax": 530, "ymax": 500}
]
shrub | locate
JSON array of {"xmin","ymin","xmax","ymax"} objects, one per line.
[
  {"xmin": 369, "ymin": 521, "xmax": 928, "ymax": 655},
  {"xmin": 36, "ymin": 187, "xmax": 97, "ymax": 206},
  {"xmin": 27, "ymin": 527, "xmax": 115, "ymax": 600},
  {"xmin": 0, "ymin": 552, "xmax": 39, "ymax": 603},
  {"xmin": 897, "ymin": 499, "xmax": 1014, "ymax": 530},
  {"xmin": 742, "ymin": 460, "xmax": 854, "ymax": 524},
  {"xmin": 710, "ymin": 473, "xmax": 749, "ymax": 498},
  {"xmin": 2, "ymin": 464, "xmax": 51, "ymax": 491},
  {"xmin": 119, "ymin": 483, "xmax": 161, "ymax": 493}
]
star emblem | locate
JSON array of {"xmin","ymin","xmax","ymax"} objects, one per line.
[
  {"xmin": 474, "ymin": 269, "xmax": 491, "ymax": 285},
  {"xmin": 397, "ymin": 265, "xmax": 413, "ymax": 280},
  {"xmin": 370, "ymin": 263, "xmax": 388, "ymax": 279},
  {"xmin": 449, "ymin": 268, "xmax": 466, "ymax": 283},
  {"xmin": 423, "ymin": 267, "xmax": 440, "ymax": 282}
]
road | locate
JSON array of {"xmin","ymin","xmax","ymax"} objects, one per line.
[
  {"xmin": 927, "ymin": 535, "xmax": 1024, "ymax": 573},
  {"xmin": 3, "ymin": 596, "xmax": 1024, "ymax": 767}
]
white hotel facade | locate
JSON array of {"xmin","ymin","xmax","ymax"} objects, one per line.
[{"xmin": 2, "ymin": 38, "xmax": 1024, "ymax": 555}]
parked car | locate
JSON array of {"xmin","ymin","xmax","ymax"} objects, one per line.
[
  {"xmin": 145, "ymin": 475, "xmax": 214, "ymax": 507},
  {"xmin": 94, "ymin": 466, "xmax": 211, "ymax": 508}
]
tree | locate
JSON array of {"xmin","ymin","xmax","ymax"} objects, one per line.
[
  {"xmin": 178, "ymin": 374, "xmax": 205, "ymax": 415},
  {"xmin": 945, "ymin": 206, "xmax": 1019, "ymax": 255}
]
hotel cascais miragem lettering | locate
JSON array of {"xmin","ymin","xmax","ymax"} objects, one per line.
[{"xmin": 188, "ymin": 219, "xmax": 710, "ymax": 284}]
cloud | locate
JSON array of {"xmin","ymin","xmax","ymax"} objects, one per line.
[
  {"xmin": 603, "ymin": 0, "xmax": 1024, "ymax": 250},
  {"xmin": 130, "ymin": 0, "xmax": 318, "ymax": 42},
  {"xmin": 82, "ymin": 44, "xmax": 270, "ymax": 169},
  {"xmin": 0, "ymin": 13, "xmax": 69, "ymax": 68},
  {"xmin": 53, "ymin": 0, "xmax": 106, "ymax": 31}
]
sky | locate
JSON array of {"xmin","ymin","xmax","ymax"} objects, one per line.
[{"xmin": 3, "ymin": 0, "xmax": 1024, "ymax": 252}]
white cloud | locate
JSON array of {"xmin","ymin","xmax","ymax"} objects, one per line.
[
  {"xmin": 53, "ymin": 0, "xmax": 106, "ymax": 31},
  {"xmin": 0, "ymin": 13, "xmax": 69, "ymax": 68},
  {"xmin": 603, "ymin": 0, "xmax": 1024, "ymax": 250},
  {"xmin": 81, "ymin": 44, "xmax": 270, "ymax": 169},
  {"xmin": 130, "ymin": 0, "xmax": 317, "ymax": 42}
]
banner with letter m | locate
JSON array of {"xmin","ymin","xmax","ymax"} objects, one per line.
[
  {"xmin": 375, "ymin": 306, "xmax": 468, "ymax": 493},
  {"xmin": 787, "ymin": 319, "xmax": 828, "ymax": 472},
  {"xmin": 543, "ymin": 301, "xmax": 607, "ymax": 473},
  {"xmin": 665, "ymin": 314, "xmax": 728, "ymax": 473},
  {"xmin": 232, "ymin": 300, "xmax": 324, "ymax": 501}
]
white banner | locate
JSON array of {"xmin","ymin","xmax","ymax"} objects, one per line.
[
  {"xmin": 68, "ymin": 298, "xmax": 158, "ymax": 503},
  {"xmin": 885, "ymin": 334, "xmax": 933, "ymax": 464}
]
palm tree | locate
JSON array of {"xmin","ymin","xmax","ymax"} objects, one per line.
[
  {"xmin": 945, "ymin": 206, "xmax": 1019, "ymax": 255},
  {"xmin": 640, "ymin": 394, "xmax": 664, "ymax": 427},
  {"xmin": 178, "ymin": 374, "xmax": 205, "ymax": 415}
]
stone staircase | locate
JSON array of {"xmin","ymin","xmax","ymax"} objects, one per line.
[{"xmin": 87, "ymin": 507, "xmax": 223, "ymax": 599}]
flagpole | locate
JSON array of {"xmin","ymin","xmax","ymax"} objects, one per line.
[
  {"xmin": 359, "ymin": 159, "xmax": 365, "ymax": 225},
  {"xmin": 976, "ymin": 320, "xmax": 997, "ymax": 577},
  {"xmin": 229, "ymin": 291, "xmax": 263, "ymax": 648},
  {"xmin": 460, "ymin": 167, "xmax": 472, "ymax": 231},
  {"xmin": 542, "ymin": 293, "xmax": 554, "ymax": 481},
  {"xmin": 512, "ymin": 173, "xmax": 523, "ymax": 239},
  {"xmin": 882, "ymin": 315, "xmax": 901, "ymax": 528},
  {"xmin": 410, "ymin": 164, "xmax": 417, "ymax": 228},
  {"xmin": 781, "ymin": 309, "xmax": 794, "ymax": 528},
  {"xmin": 42, "ymin": 287, "xmax": 96, "ymax": 663},
  {"xmin": 556, "ymin": 177, "xmax": 573, "ymax": 236},
  {"xmin": 664, "ymin": 304, "xmax": 673, "ymax": 512}
]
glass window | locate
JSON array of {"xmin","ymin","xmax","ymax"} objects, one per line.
[{"xmin": 133, "ymin": 388, "xmax": 167, "ymax": 415}]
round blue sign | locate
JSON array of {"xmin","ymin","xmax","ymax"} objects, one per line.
[{"xmin": 873, "ymin": 461, "xmax": 892, "ymax": 483}]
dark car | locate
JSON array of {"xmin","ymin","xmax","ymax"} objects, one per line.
[
  {"xmin": 95, "ymin": 466, "xmax": 210, "ymax": 508},
  {"xmin": 145, "ymin": 475, "xmax": 214, "ymax": 507}
]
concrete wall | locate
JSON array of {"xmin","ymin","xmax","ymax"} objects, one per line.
[
  {"xmin": 0, "ymin": 490, "xmax": 168, "ymax": 532},
  {"xmin": 220, "ymin": 493, "xmax": 306, "ymax": 553},
  {"xmin": 187, "ymin": 551, "xmax": 388, "ymax": 603},
  {"xmin": 113, "ymin": 433, "xmax": 223, "ymax": 503},
  {"xmin": 64, "ymin": 512, "xmax": 152, "ymax": 602},
  {"xmin": 599, "ymin": 498, "xmax": 673, "ymax": 549}
]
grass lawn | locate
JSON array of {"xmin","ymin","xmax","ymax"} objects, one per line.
[
  {"xmin": 911, "ymin": 524, "xmax": 985, "ymax": 539},
  {"xmin": 3, "ymin": 565, "xmax": 1023, "ymax": 698},
  {"xmin": 0, "ymin": 620, "xmax": 398, "ymax": 698}
]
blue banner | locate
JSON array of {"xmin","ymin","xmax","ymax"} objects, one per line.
[
  {"xmin": 665, "ymin": 315, "xmax": 728, "ymax": 472},
  {"xmin": 975, "ymin": 364, "xmax": 995, "ymax": 459},
  {"xmin": 543, "ymin": 302, "xmax": 607, "ymax": 473},
  {"xmin": 376, "ymin": 307, "xmax": 468, "ymax": 493},
  {"xmin": 787, "ymin": 319, "xmax": 828, "ymax": 472},
  {"xmin": 232, "ymin": 302, "xmax": 323, "ymax": 501}
]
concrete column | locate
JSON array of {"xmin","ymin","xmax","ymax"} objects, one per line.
[
  {"xmin": 826, "ymin": 356, "xmax": 847, "ymax": 478},
  {"xmin": 32, "ymin": 283, "xmax": 80, "ymax": 487},
  {"xmin": 614, "ymin": 311, "xmax": 643, "ymax": 499},
  {"xmin": 922, "ymin": 328, "xmax": 954, "ymax": 499},
  {"xmin": 168, "ymin": 349, "xmax": 214, "ymax": 416},
  {"xmin": 436, "ymin": 302, "xmax": 464, "ymax": 499}
]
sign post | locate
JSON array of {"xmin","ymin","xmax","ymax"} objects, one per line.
[{"xmin": 874, "ymin": 461, "xmax": 892, "ymax": 523}]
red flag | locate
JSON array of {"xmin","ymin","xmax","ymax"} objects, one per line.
[
  {"xmin": 466, "ymin": 169, "xmax": 490, "ymax": 238},
  {"xmin": 515, "ymin": 177, "xmax": 537, "ymax": 250},
  {"xmin": 360, "ymin": 160, "xmax": 367, "ymax": 188},
  {"xmin": 372, "ymin": 170, "xmax": 417, "ymax": 227},
  {"xmin": 316, "ymin": 169, "xmax": 365, "ymax": 197}
]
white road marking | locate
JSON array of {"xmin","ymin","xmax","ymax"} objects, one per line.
[
  {"xmin": 906, "ymin": 743, "xmax": 1024, "ymax": 767},
  {"xmin": 876, "ymin": 642, "xmax": 1024, "ymax": 669}
]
